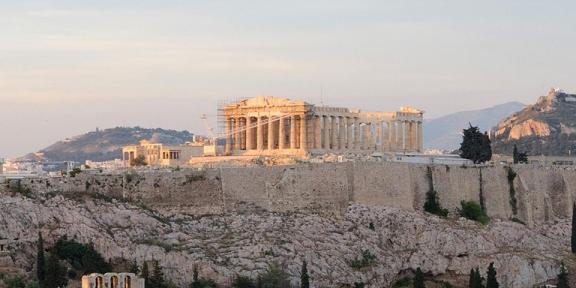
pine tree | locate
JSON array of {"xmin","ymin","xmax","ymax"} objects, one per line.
[
  {"xmin": 36, "ymin": 232, "xmax": 45, "ymax": 288},
  {"xmin": 557, "ymin": 263, "xmax": 569, "ymax": 288},
  {"xmin": 468, "ymin": 268, "xmax": 483, "ymax": 288},
  {"xmin": 572, "ymin": 202, "xmax": 576, "ymax": 254},
  {"xmin": 413, "ymin": 267, "xmax": 426, "ymax": 288},
  {"xmin": 141, "ymin": 261, "xmax": 150, "ymax": 286},
  {"xmin": 150, "ymin": 260, "xmax": 166, "ymax": 288},
  {"xmin": 300, "ymin": 260, "xmax": 310, "ymax": 288},
  {"xmin": 44, "ymin": 254, "xmax": 68, "ymax": 288},
  {"xmin": 460, "ymin": 124, "xmax": 492, "ymax": 164},
  {"xmin": 130, "ymin": 260, "xmax": 140, "ymax": 274},
  {"xmin": 485, "ymin": 262, "xmax": 499, "ymax": 288}
]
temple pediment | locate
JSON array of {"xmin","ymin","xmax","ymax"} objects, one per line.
[{"xmin": 234, "ymin": 96, "xmax": 309, "ymax": 108}]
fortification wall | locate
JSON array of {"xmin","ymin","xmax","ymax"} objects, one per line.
[{"xmin": 6, "ymin": 163, "xmax": 576, "ymax": 226}]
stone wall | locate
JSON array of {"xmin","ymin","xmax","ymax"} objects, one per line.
[{"xmin": 8, "ymin": 163, "xmax": 576, "ymax": 226}]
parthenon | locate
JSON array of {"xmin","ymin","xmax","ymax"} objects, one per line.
[{"xmin": 223, "ymin": 96, "xmax": 424, "ymax": 156}]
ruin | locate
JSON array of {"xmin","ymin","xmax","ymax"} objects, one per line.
[
  {"xmin": 82, "ymin": 273, "xmax": 144, "ymax": 288},
  {"xmin": 223, "ymin": 96, "xmax": 424, "ymax": 156}
]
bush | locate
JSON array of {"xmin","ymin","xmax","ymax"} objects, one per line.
[
  {"xmin": 423, "ymin": 167, "xmax": 449, "ymax": 217},
  {"xmin": 350, "ymin": 250, "xmax": 377, "ymax": 269},
  {"xmin": 231, "ymin": 275, "xmax": 256, "ymax": 288},
  {"xmin": 460, "ymin": 201, "xmax": 489, "ymax": 224},
  {"xmin": 4, "ymin": 276, "xmax": 25, "ymax": 288},
  {"xmin": 256, "ymin": 264, "xmax": 291, "ymax": 288},
  {"xmin": 53, "ymin": 237, "xmax": 111, "ymax": 274},
  {"xmin": 69, "ymin": 168, "xmax": 82, "ymax": 178}
]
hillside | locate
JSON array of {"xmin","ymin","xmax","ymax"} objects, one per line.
[
  {"xmin": 0, "ymin": 191, "xmax": 569, "ymax": 288},
  {"xmin": 424, "ymin": 102, "xmax": 524, "ymax": 151},
  {"xmin": 492, "ymin": 89, "xmax": 576, "ymax": 156},
  {"xmin": 35, "ymin": 127, "xmax": 193, "ymax": 162}
]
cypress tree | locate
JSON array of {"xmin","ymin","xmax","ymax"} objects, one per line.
[
  {"xmin": 413, "ymin": 267, "xmax": 426, "ymax": 288},
  {"xmin": 485, "ymin": 262, "xmax": 499, "ymax": 288},
  {"xmin": 572, "ymin": 202, "xmax": 576, "ymax": 254},
  {"xmin": 36, "ymin": 232, "xmax": 46, "ymax": 288},
  {"xmin": 44, "ymin": 254, "xmax": 68, "ymax": 288},
  {"xmin": 300, "ymin": 260, "xmax": 310, "ymax": 288},
  {"xmin": 141, "ymin": 261, "xmax": 150, "ymax": 286},
  {"xmin": 150, "ymin": 260, "xmax": 166, "ymax": 288},
  {"xmin": 468, "ymin": 268, "xmax": 483, "ymax": 288},
  {"xmin": 557, "ymin": 263, "xmax": 569, "ymax": 288},
  {"xmin": 513, "ymin": 145, "xmax": 519, "ymax": 164},
  {"xmin": 129, "ymin": 260, "xmax": 140, "ymax": 274}
]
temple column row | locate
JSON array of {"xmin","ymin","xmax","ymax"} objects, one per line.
[{"xmin": 225, "ymin": 116, "xmax": 423, "ymax": 155}]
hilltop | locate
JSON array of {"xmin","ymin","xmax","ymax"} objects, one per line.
[
  {"xmin": 492, "ymin": 89, "xmax": 576, "ymax": 156},
  {"xmin": 424, "ymin": 102, "xmax": 524, "ymax": 150},
  {"xmin": 30, "ymin": 127, "xmax": 193, "ymax": 162}
]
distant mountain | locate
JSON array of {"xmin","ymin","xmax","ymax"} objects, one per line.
[
  {"xmin": 424, "ymin": 102, "xmax": 525, "ymax": 151},
  {"xmin": 32, "ymin": 127, "xmax": 193, "ymax": 162},
  {"xmin": 492, "ymin": 89, "xmax": 576, "ymax": 156}
]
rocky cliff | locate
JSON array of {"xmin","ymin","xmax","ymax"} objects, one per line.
[
  {"xmin": 492, "ymin": 88, "xmax": 576, "ymax": 156},
  {"xmin": 0, "ymin": 191, "xmax": 571, "ymax": 288}
]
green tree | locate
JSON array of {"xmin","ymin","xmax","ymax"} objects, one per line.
[
  {"xmin": 557, "ymin": 263, "xmax": 569, "ymax": 288},
  {"xmin": 4, "ymin": 276, "xmax": 25, "ymax": 288},
  {"xmin": 423, "ymin": 167, "xmax": 448, "ymax": 217},
  {"xmin": 130, "ymin": 260, "xmax": 140, "ymax": 274},
  {"xmin": 256, "ymin": 264, "xmax": 290, "ymax": 288},
  {"xmin": 572, "ymin": 202, "xmax": 576, "ymax": 254},
  {"xmin": 44, "ymin": 254, "xmax": 68, "ymax": 288},
  {"xmin": 460, "ymin": 124, "xmax": 492, "ymax": 164},
  {"xmin": 460, "ymin": 201, "xmax": 489, "ymax": 224},
  {"xmin": 413, "ymin": 268, "xmax": 426, "ymax": 288},
  {"xmin": 141, "ymin": 261, "xmax": 150, "ymax": 286},
  {"xmin": 300, "ymin": 260, "xmax": 310, "ymax": 288},
  {"xmin": 468, "ymin": 268, "xmax": 483, "ymax": 288},
  {"xmin": 37, "ymin": 232, "xmax": 46, "ymax": 288},
  {"xmin": 485, "ymin": 263, "xmax": 499, "ymax": 288},
  {"xmin": 190, "ymin": 265, "xmax": 217, "ymax": 288},
  {"xmin": 149, "ymin": 260, "xmax": 167, "ymax": 288},
  {"xmin": 131, "ymin": 155, "xmax": 148, "ymax": 167},
  {"xmin": 513, "ymin": 145, "xmax": 528, "ymax": 164},
  {"xmin": 231, "ymin": 275, "xmax": 256, "ymax": 288}
]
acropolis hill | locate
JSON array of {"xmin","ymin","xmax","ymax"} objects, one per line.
[{"xmin": 1, "ymin": 162, "xmax": 575, "ymax": 287}]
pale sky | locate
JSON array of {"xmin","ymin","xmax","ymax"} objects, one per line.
[{"xmin": 2, "ymin": 0, "xmax": 576, "ymax": 159}]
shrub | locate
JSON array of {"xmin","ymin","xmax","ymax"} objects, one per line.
[
  {"xmin": 506, "ymin": 167, "xmax": 518, "ymax": 215},
  {"xmin": 256, "ymin": 264, "xmax": 291, "ymax": 288},
  {"xmin": 53, "ymin": 237, "xmax": 111, "ymax": 273},
  {"xmin": 392, "ymin": 277, "xmax": 412, "ymax": 288},
  {"xmin": 423, "ymin": 167, "xmax": 449, "ymax": 217},
  {"xmin": 460, "ymin": 201, "xmax": 489, "ymax": 224},
  {"xmin": 4, "ymin": 276, "xmax": 25, "ymax": 288},
  {"xmin": 231, "ymin": 275, "xmax": 256, "ymax": 288},
  {"xmin": 69, "ymin": 168, "xmax": 82, "ymax": 178},
  {"xmin": 350, "ymin": 250, "xmax": 377, "ymax": 269}
]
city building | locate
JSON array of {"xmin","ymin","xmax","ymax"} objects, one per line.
[
  {"xmin": 222, "ymin": 96, "xmax": 424, "ymax": 156},
  {"xmin": 122, "ymin": 140, "xmax": 203, "ymax": 167},
  {"xmin": 82, "ymin": 273, "xmax": 144, "ymax": 288}
]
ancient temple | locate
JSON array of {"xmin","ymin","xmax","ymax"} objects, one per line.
[{"xmin": 223, "ymin": 96, "xmax": 424, "ymax": 156}]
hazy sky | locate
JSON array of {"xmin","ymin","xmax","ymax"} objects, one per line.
[{"xmin": 2, "ymin": 0, "xmax": 576, "ymax": 159}]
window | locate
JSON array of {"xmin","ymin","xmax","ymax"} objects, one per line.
[
  {"xmin": 124, "ymin": 276, "xmax": 131, "ymax": 288},
  {"xmin": 96, "ymin": 277, "xmax": 103, "ymax": 288}
]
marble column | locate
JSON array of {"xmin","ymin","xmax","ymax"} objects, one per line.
[
  {"xmin": 402, "ymin": 121, "xmax": 407, "ymax": 151},
  {"xmin": 234, "ymin": 118, "xmax": 241, "ymax": 150},
  {"xmin": 331, "ymin": 116, "xmax": 338, "ymax": 150},
  {"xmin": 354, "ymin": 118, "xmax": 360, "ymax": 150},
  {"xmin": 338, "ymin": 116, "xmax": 346, "ymax": 150},
  {"xmin": 314, "ymin": 116, "xmax": 322, "ymax": 149},
  {"xmin": 389, "ymin": 121, "xmax": 396, "ymax": 151},
  {"xmin": 418, "ymin": 121, "xmax": 423, "ymax": 152},
  {"xmin": 290, "ymin": 115, "xmax": 297, "ymax": 149},
  {"xmin": 268, "ymin": 116, "xmax": 275, "ymax": 150},
  {"xmin": 323, "ymin": 116, "xmax": 330, "ymax": 150},
  {"xmin": 375, "ymin": 122, "xmax": 382, "ymax": 151},
  {"xmin": 257, "ymin": 117, "xmax": 264, "ymax": 150},
  {"xmin": 246, "ymin": 117, "xmax": 253, "ymax": 150},
  {"xmin": 346, "ymin": 117, "xmax": 352, "ymax": 149},
  {"xmin": 279, "ymin": 116, "xmax": 286, "ymax": 150},
  {"xmin": 225, "ymin": 117, "xmax": 232, "ymax": 155},
  {"xmin": 300, "ymin": 114, "xmax": 307, "ymax": 150}
]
